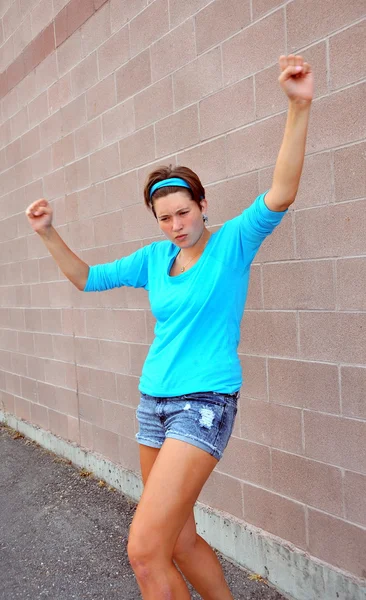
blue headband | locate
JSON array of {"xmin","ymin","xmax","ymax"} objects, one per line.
[{"xmin": 149, "ymin": 177, "xmax": 191, "ymax": 199}]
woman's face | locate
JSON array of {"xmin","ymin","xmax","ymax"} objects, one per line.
[{"xmin": 154, "ymin": 191, "xmax": 208, "ymax": 248}]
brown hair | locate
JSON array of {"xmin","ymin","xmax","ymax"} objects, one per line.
[{"xmin": 143, "ymin": 165, "xmax": 205, "ymax": 218}]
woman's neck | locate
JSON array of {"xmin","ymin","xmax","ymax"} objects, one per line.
[{"xmin": 178, "ymin": 228, "xmax": 210, "ymax": 262}]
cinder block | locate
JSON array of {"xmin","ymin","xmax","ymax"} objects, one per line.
[
  {"xmin": 48, "ymin": 73, "xmax": 72, "ymax": 114},
  {"xmin": 28, "ymin": 91, "xmax": 49, "ymax": 128},
  {"xmin": 91, "ymin": 209, "xmax": 123, "ymax": 246},
  {"xmin": 39, "ymin": 109, "xmax": 62, "ymax": 148},
  {"xmin": 287, "ymin": 0, "xmax": 365, "ymax": 53},
  {"xmin": 119, "ymin": 126, "xmax": 155, "ymax": 171},
  {"xmin": 102, "ymin": 100, "xmax": 135, "ymax": 144},
  {"xmin": 150, "ymin": 19, "xmax": 195, "ymax": 82},
  {"xmin": 341, "ymin": 366, "xmax": 366, "ymax": 420},
  {"xmin": 177, "ymin": 136, "xmax": 227, "ymax": 185},
  {"xmin": 71, "ymin": 51, "xmax": 98, "ymax": 97},
  {"xmin": 304, "ymin": 410, "xmax": 366, "ymax": 472},
  {"xmin": 98, "ymin": 339, "xmax": 130, "ymax": 374},
  {"xmin": 74, "ymin": 117, "xmax": 102, "ymax": 158},
  {"xmin": 206, "ymin": 172, "xmax": 259, "ymax": 226},
  {"xmin": 90, "ymin": 142, "xmax": 120, "ymax": 184},
  {"xmin": 337, "ymin": 258, "xmax": 366, "ymax": 311},
  {"xmin": 116, "ymin": 48, "xmax": 151, "ymax": 103},
  {"xmin": 295, "ymin": 200, "xmax": 366, "ymax": 259},
  {"xmin": 21, "ymin": 126, "xmax": 41, "ymax": 160},
  {"xmin": 196, "ymin": 0, "xmax": 251, "ymax": 55},
  {"xmin": 307, "ymin": 83, "xmax": 365, "ymax": 154},
  {"xmin": 272, "ymin": 450, "xmax": 343, "ymax": 516},
  {"xmin": 239, "ymin": 310, "xmax": 297, "ymax": 357},
  {"xmin": 156, "ymin": 104, "xmax": 200, "ymax": 157},
  {"xmin": 110, "ymin": 0, "xmax": 146, "ymax": 32},
  {"xmin": 88, "ymin": 367, "xmax": 117, "ymax": 401},
  {"xmin": 3, "ymin": 1, "xmax": 21, "ymax": 40},
  {"xmin": 241, "ymin": 398, "xmax": 303, "ymax": 454},
  {"xmin": 104, "ymin": 171, "xmax": 139, "ymax": 212},
  {"xmin": 344, "ymin": 471, "xmax": 366, "ymax": 527},
  {"xmin": 252, "ymin": 0, "xmax": 284, "ymax": 19},
  {"xmin": 239, "ymin": 354, "xmax": 267, "ymax": 400},
  {"xmin": 334, "ymin": 141, "xmax": 366, "ymax": 203},
  {"xmin": 134, "ymin": 76, "xmax": 173, "ymax": 129},
  {"xmin": 86, "ymin": 74, "xmax": 116, "ymax": 120},
  {"xmin": 103, "ymin": 401, "xmax": 136, "ymax": 438},
  {"xmin": 30, "ymin": 402, "xmax": 49, "ymax": 430},
  {"xmin": 43, "ymin": 168, "xmax": 65, "ymax": 200},
  {"xmin": 65, "ymin": 156, "xmax": 90, "ymax": 193},
  {"xmin": 243, "ymin": 483, "xmax": 307, "ymax": 549},
  {"xmin": 218, "ymin": 435, "xmax": 271, "ymax": 488},
  {"xmin": 57, "ymin": 30, "xmax": 82, "ymax": 77},
  {"xmin": 14, "ymin": 397, "xmax": 31, "ymax": 421},
  {"xmin": 295, "ymin": 151, "xmax": 333, "ymax": 209},
  {"xmin": 226, "ymin": 113, "xmax": 287, "ymax": 177},
  {"xmin": 199, "ymin": 470, "xmax": 243, "ymax": 519},
  {"xmin": 173, "ymin": 46, "xmax": 222, "ymax": 110},
  {"xmin": 263, "ymin": 260, "xmax": 335, "ymax": 310},
  {"xmin": 66, "ymin": 0, "xmax": 94, "ymax": 40},
  {"xmin": 31, "ymin": 0, "xmax": 53, "ymax": 39},
  {"xmin": 222, "ymin": 9, "xmax": 285, "ymax": 85},
  {"xmin": 80, "ymin": 2, "xmax": 110, "ymax": 58},
  {"xmin": 308, "ymin": 508, "xmax": 366, "ymax": 578},
  {"xmin": 300, "ymin": 311, "xmax": 366, "ymax": 364},
  {"xmin": 200, "ymin": 77, "xmax": 255, "ymax": 140},
  {"xmin": 10, "ymin": 106, "xmax": 29, "ymax": 142},
  {"xmin": 129, "ymin": 0, "xmax": 169, "ymax": 58},
  {"xmin": 268, "ymin": 358, "xmax": 340, "ymax": 413},
  {"xmin": 98, "ymin": 25, "xmax": 129, "ymax": 80},
  {"xmin": 61, "ymin": 94, "xmax": 87, "ymax": 136}
]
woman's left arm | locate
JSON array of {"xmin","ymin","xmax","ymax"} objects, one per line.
[{"xmin": 265, "ymin": 54, "xmax": 314, "ymax": 213}]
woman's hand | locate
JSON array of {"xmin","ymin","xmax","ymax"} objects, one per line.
[
  {"xmin": 25, "ymin": 198, "xmax": 53, "ymax": 235},
  {"xmin": 278, "ymin": 54, "xmax": 314, "ymax": 106}
]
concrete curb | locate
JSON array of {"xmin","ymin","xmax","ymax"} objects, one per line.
[{"xmin": 1, "ymin": 410, "xmax": 365, "ymax": 600}]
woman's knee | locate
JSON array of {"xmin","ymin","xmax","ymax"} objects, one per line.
[
  {"xmin": 128, "ymin": 530, "xmax": 155, "ymax": 566},
  {"xmin": 127, "ymin": 522, "xmax": 166, "ymax": 579}
]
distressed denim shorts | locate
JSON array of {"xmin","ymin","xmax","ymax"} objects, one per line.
[{"xmin": 135, "ymin": 391, "xmax": 239, "ymax": 461}]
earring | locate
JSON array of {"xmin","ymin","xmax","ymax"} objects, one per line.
[{"xmin": 203, "ymin": 214, "xmax": 208, "ymax": 225}]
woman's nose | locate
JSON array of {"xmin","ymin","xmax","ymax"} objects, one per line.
[{"xmin": 172, "ymin": 218, "xmax": 183, "ymax": 231}]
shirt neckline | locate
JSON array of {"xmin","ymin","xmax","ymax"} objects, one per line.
[{"xmin": 166, "ymin": 232, "xmax": 215, "ymax": 280}]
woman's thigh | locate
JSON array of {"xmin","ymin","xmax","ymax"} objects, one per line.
[
  {"xmin": 138, "ymin": 443, "xmax": 197, "ymax": 554},
  {"xmin": 132, "ymin": 438, "xmax": 217, "ymax": 554},
  {"xmin": 139, "ymin": 444, "xmax": 160, "ymax": 485}
]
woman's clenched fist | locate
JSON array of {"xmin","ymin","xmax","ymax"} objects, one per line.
[{"xmin": 25, "ymin": 198, "xmax": 53, "ymax": 235}]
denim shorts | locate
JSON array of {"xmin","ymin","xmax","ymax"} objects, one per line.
[{"xmin": 135, "ymin": 391, "xmax": 239, "ymax": 461}]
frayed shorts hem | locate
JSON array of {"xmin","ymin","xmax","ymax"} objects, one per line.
[{"xmin": 135, "ymin": 434, "xmax": 162, "ymax": 449}]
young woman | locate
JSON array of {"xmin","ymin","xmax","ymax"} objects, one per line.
[{"xmin": 26, "ymin": 55, "xmax": 313, "ymax": 599}]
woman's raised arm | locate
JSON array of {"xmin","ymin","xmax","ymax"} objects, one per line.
[
  {"xmin": 265, "ymin": 54, "xmax": 314, "ymax": 213},
  {"xmin": 25, "ymin": 198, "xmax": 89, "ymax": 291}
]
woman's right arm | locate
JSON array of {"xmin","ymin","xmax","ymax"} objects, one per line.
[{"xmin": 25, "ymin": 198, "xmax": 89, "ymax": 291}]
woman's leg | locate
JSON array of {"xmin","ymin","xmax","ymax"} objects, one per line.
[
  {"xmin": 172, "ymin": 512, "xmax": 233, "ymax": 600},
  {"xmin": 129, "ymin": 441, "xmax": 233, "ymax": 599},
  {"xmin": 140, "ymin": 445, "xmax": 233, "ymax": 599}
]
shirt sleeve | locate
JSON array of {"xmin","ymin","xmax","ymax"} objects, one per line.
[
  {"xmin": 84, "ymin": 245, "xmax": 150, "ymax": 292},
  {"xmin": 239, "ymin": 191, "xmax": 288, "ymax": 246}
]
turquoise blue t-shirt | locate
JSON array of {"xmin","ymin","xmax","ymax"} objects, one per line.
[{"xmin": 84, "ymin": 192, "xmax": 287, "ymax": 396}]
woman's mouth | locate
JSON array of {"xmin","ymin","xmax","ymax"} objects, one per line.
[{"xmin": 175, "ymin": 234, "xmax": 187, "ymax": 241}]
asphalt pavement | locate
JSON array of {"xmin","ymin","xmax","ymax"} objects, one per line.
[{"xmin": 0, "ymin": 423, "xmax": 288, "ymax": 600}]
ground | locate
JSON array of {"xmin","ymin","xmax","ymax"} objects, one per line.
[{"xmin": 0, "ymin": 424, "xmax": 288, "ymax": 600}]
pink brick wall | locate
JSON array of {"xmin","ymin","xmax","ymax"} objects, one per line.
[{"xmin": 0, "ymin": 0, "xmax": 365, "ymax": 580}]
